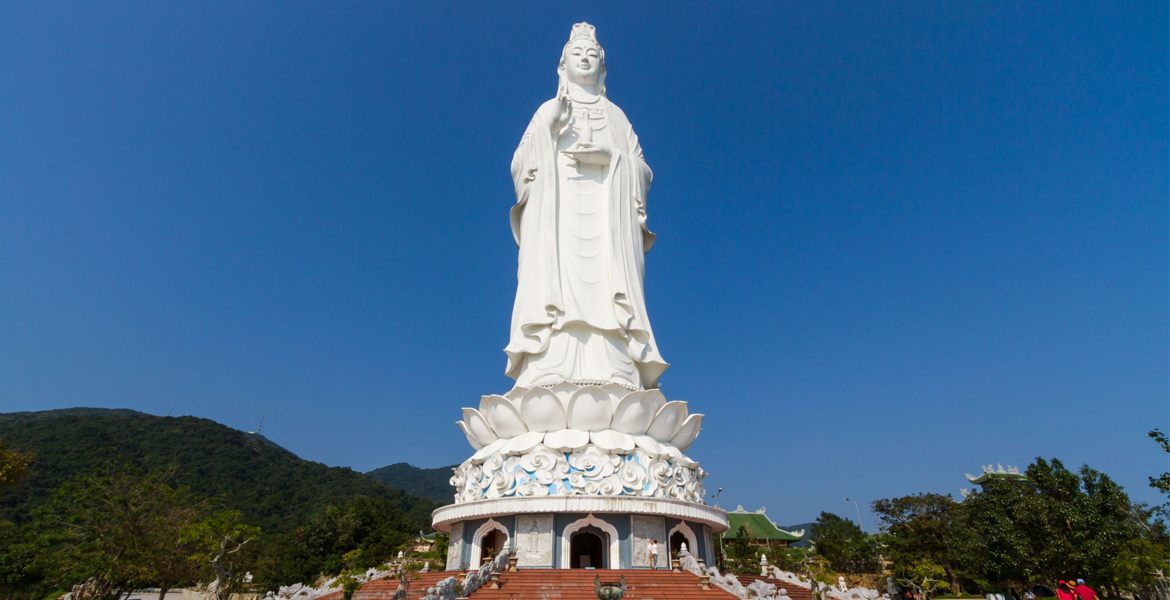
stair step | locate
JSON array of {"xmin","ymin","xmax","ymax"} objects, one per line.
[{"xmin": 319, "ymin": 569, "xmax": 813, "ymax": 600}]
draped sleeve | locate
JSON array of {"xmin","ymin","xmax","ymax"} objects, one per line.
[
  {"xmin": 612, "ymin": 104, "xmax": 656, "ymax": 252},
  {"xmin": 604, "ymin": 101, "xmax": 668, "ymax": 387},
  {"xmin": 505, "ymin": 101, "xmax": 564, "ymax": 379}
]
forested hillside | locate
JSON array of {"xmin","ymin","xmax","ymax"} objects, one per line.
[
  {"xmin": 0, "ymin": 408, "xmax": 446, "ymax": 595},
  {"xmin": 0, "ymin": 408, "xmax": 436, "ymax": 533},
  {"xmin": 366, "ymin": 461, "xmax": 456, "ymax": 504}
]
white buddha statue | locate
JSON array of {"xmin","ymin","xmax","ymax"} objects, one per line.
[{"xmin": 505, "ymin": 23, "xmax": 667, "ymax": 391}]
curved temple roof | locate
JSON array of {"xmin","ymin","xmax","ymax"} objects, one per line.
[{"xmin": 722, "ymin": 506, "xmax": 804, "ymax": 542}]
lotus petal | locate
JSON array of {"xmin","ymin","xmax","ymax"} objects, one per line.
[
  {"xmin": 482, "ymin": 395, "xmax": 527, "ymax": 439},
  {"xmin": 457, "ymin": 420, "xmax": 483, "ymax": 450},
  {"xmin": 504, "ymin": 387, "xmax": 528, "ymax": 401},
  {"xmin": 633, "ymin": 435, "xmax": 667, "ymax": 457},
  {"xmin": 551, "ymin": 382, "xmax": 577, "ymax": 410},
  {"xmin": 611, "ymin": 391, "xmax": 656, "ymax": 435},
  {"xmin": 471, "ymin": 438, "xmax": 508, "ymax": 463},
  {"xmin": 601, "ymin": 383, "xmax": 630, "ymax": 410},
  {"xmin": 663, "ymin": 443, "xmax": 698, "ymax": 468},
  {"xmin": 462, "ymin": 407, "xmax": 498, "ymax": 447},
  {"xmin": 501, "ymin": 431, "xmax": 545, "ymax": 455},
  {"xmin": 646, "ymin": 401, "xmax": 688, "ymax": 442},
  {"xmin": 670, "ymin": 413, "xmax": 703, "ymax": 453},
  {"xmin": 647, "ymin": 389, "xmax": 667, "ymax": 412},
  {"xmin": 566, "ymin": 386, "xmax": 613, "ymax": 431},
  {"xmin": 544, "ymin": 429, "xmax": 590, "ymax": 452},
  {"xmin": 590, "ymin": 429, "xmax": 636, "ymax": 453},
  {"xmin": 520, "ymin": 388, "xmax": 566, "ymax": 432}
]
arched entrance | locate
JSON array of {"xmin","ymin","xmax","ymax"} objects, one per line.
[
  {"xmin": 569, "ymin": 526, "xmax": 607, "ymax": 569},
  {"xmin": 480, "ymin": 528, "xmax": 506, "ymax": 566},
  {"xmin": 470, "ymin": 518, "xmax": 510, "ymax": 569},
  {"xmin": 559, "ymin": 514, "xmax": 620, "ymax": 569},
  {"xmin": 668, "ymin": 522, "xmax": 698, "ymax": 561}
]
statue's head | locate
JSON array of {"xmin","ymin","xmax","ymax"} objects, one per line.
[{"xmin": 558, "ymin": 22, "xmax": 606, "ymax": 96}]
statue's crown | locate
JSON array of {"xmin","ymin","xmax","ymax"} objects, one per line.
[{"xmin": 567, "ymin": 22, "xmax": 599, "ymax": 46}]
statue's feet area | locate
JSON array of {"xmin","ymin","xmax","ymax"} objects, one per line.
[{"xmin": 452, "ymin": 382, "xmax": 706, "ymax": 504}]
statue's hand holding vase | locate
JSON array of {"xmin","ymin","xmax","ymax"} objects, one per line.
[{"xmin": 562, "ymin": 141, "xmax": 612, "ymax": 166}]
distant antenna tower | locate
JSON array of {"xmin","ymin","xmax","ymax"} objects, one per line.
[
  {"xmin": 257, "ymin": 416, "xmax": 263, "ymax": 434},
  {"xmin": 167, "ymin": 402, "xmax": 174, "ymax": 417}
]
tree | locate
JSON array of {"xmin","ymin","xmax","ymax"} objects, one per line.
[
  {"xmin": 872, "ymin": 493, "xmax": 973, "ymax": 593},
  {"xmin": 1149, "ymin": 429, "xmax": 1170, "ymax": 517},
  {"xmin": 787, "ymin": 546, "xmax": 838, "ymax": 600},
  {"xmin": 30, "ymin": 464, "xmax": 209, "ymax": 599},
  {"xmin": 875, "ymin": 458, "xmax": 1168, "ymax": 596},
  {"xmin": 183, "ymin": 510, "xmax": 261, "ymax": 600},
  {"xmin": 725, "ymin": 524, "xmax": 755, "ymax": 574},
  {"xmin": 253, "ymin": 495, "xmax": 415, "ymax": 585},
  {"xmin": 0, "ymin": 440, "xmax": 37, "ymax": 599},
  {"xmin": 809, "ymin": 512, "xmax": 879, "ymax": 575},
  {"xmin": 431, "ymin": 532, "xmax": 449, "ymax": 564},
  {"xmin": 962, "ymin": 458, "xmax": 1165, "ymax": 595},
  {"xmin": 336, "ymin": 549, "xmax": 365, "ymax": 600},
  {"xmin": 897, "ymin": 558, "xmax": 951, "ymax": 600},
  {"xmin": 0, "ymin": 439, "xmax": 32, "ymax": 492},
  {"xmin": 140, "ymin": 484, "xmax": 209, "ymax": 600}
]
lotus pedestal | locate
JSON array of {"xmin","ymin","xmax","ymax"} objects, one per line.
[{"xmin": 435, "ymin": 384, "xmax": 729, "ymax": 571}]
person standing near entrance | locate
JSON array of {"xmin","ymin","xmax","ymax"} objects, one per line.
[{"xmin": 648, "ymin": 539, "xmax": 659, "ymax": 569}]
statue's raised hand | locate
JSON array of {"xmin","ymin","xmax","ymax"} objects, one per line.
[
  {"xmin": 548, "ymin": 93, "xmax": 572, "ymax": 135},
  {"xmin": 562, "ymin": 142, "xmax": 612, "ymax": 166}
]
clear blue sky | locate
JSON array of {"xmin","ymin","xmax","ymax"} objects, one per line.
[{"xmin": 1, "ymin": 2, "xmax": 1166, "ymax": 526}]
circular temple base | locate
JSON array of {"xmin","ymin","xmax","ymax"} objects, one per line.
[
  {"xmin": 435, "ymin": 496, "xmax": 727, "ymax": 571},
  {"xmin": 433, "ymin": 495, "xmax": 728, "ymax": 533}
]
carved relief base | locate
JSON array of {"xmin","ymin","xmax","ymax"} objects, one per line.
[
  {"xmin": 514, "ymin": 514, "xmax": 554, "ymax": 567},
  {"xmin": 449, "ymin": 443, "xmax": 706, "ymax": 504},
  {"xmin": 631, "ymin": 515, "xmax": 667, "ymax": 568},
  {"xmin": 445, "ymin": 522, "xmax": 465, "ymax": 571}
]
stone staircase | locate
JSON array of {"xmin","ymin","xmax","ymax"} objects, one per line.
[
  {"xmin": 469, "ymin": 569, "xmax": 738, "ymax": 600},
  {"xmin": 316, "ymin": 571, "xmax": 457, "ymax": 600},
  {"xmin": 733, "ymin": 574, "xmax": 817, "ymax": 600},
  {"xmin": 316, "ymin": 568, "xmax": 819, "ymax": 600}
]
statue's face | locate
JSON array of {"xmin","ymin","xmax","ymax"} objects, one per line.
[{"xmin": 563, "ymin": 40, "xmax": 602, "ymax": 85}]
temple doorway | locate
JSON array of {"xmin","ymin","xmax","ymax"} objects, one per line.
[
  {"xmin": 670, "ymin": 530, "xmax": 688, "ymax": 557},
  {"xmin": 479, "ymin": 528, "xmax": 505, "ymax": 566},
  {"xmin": 569, "ymin": 526, "xmax": 607, "ymax": 569}
]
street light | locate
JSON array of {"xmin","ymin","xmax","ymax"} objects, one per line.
[
  {"xmin": 845, "ymin": 498, "xmax": 865, "ymax": 533},
  {"xmin": 711, "ymin": 488, "xmax": 724, "ymax": 570}
]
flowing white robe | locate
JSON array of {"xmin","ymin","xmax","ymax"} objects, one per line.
[{"xmin": 505, "ymin": 97, "xmax": 668, "ymax": 390}]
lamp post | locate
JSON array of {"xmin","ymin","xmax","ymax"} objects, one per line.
[
  {"xmin": 845, "ymin": 498, "xmax": 865, "ymax": 533},
  {"xmin": 712, "ymin": 487, "xmax": 724, "ymax": 571}
]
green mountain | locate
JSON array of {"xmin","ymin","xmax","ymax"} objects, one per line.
[
  {"xmin": 366, "ymin": 462, "xmax": 457, "ymax": 504},
  {"xmin": 0, "ymin": 408, "xmax": 438, "ymax": 535}
]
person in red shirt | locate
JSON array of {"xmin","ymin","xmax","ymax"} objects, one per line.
[
  {"xmin": 1074, "ymin": 579, "xmax": 1098, "ymax": 600},
  {"xmin": 1056, "ymin": 581, "xmax": 1074, "ymax": 600}
]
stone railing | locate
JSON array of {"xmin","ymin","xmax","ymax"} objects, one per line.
[{"xmin": 433, "ymin": 544, "xmax": 512, "ymax": 600}]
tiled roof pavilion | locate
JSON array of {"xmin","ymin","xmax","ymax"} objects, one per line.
[{"xmin": 721, "ymin": 506, "xmax": 804, "ymax": 543}]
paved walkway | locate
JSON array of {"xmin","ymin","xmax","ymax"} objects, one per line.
[{"xmin": 122, "ymin": 591, "xmax": 203, "ymax": 600}]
